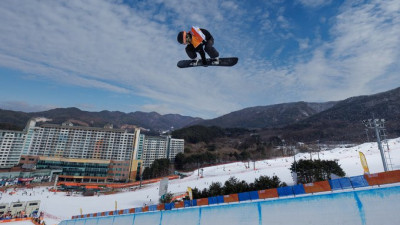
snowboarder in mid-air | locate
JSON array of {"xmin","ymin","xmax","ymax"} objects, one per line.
[
  {"xmin": 176, "ymin": 26, "xmax": 238, "ymax": 68},
  {"xmin": 177, "ymin": 26, "xmax": 219, "ymax": 66}
]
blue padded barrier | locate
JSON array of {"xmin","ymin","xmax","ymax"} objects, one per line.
[
  {"xmin": 338, "ymin": 178, "xmax": 352, "ymax": 189},
  {"xmin": 217, "ymin": 195, "xmax": 224, "ymax": 203},
  {"xmin": 277, "ymin": 186, "xmax": 294, "ymax": 197},
  {"xmin": 238, "ymin": 192, "xmax": 251, "ymax": 202},
  {"xmin": 135, "ymin": 207, "xmax": 142, "ymax": 213},
  {"xmin": 97, "ymin": 212, "xmax": 102, "ymax": 217},
  {"xmin": 191, "ymin": 200, "xmax": 197, "ymax": 207},
  {"xmin": 123, "ymin": 209, "xmax": 130, "ymax": 214},
  {"xmin": 208, "ymin": 196, "xmax": 218, "ymax": 205},
  {"xmin": 329, "ymin": 179, "xmax": 342, "ymax": 191},
  {"xmin": 165, "ymin": 203, "xmax": 175, "ymax": 210},
  {"xmin": 292, "ymin": 184, "xmax": 306, "ymax": 195},
  {"xmin": 148, "ymin": 205, "xmax": 157, "ymax": 211},
  {"xmin": 104, "ymin": 212, "xmax": 109, "ymax": 216},
  {"xmin": 249, "ymin": 191, "xmax": 259, "ymax": 200},
  {"xmin": 350, "ymin": 175, "xmax": 369, "ymax": 188},
  {"xmin": 113, "ymin": 210, "xmax": 118, "ymax": 215},
  {"xmin": 184, "ymin": 200, "xmax": 191, "ymax": 207}
]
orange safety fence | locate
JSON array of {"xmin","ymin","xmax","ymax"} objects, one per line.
[
  {"xmin": 223, "ymin": 193, "xmax": 239, "ymax": 203},
  {"xmin": 86, "ymin": 185, "xmax": 99, "ymax": 189},
  {"xmin": 172, "ymin": 193, "xmax": 188, "ymax": 201},
  {"xmin": 196, "ymin": 198, "xmax": 209, "ymax": 206},
  {"xmin": 174, "ymin": 201, "xmax": 184, "ymax": 208},
  {"xmin": 258, "ymin": 188, "xmax": 278, "ymax": 199},
  {"xmin": 304, "ymin": 180, "xmax": 331, "ymax": 193},
  {"xmin": 0, "ymin": 217, "xmax": 32, "ymax": 223},
  {"xmin": 142, "ymin": 206, "xmax": 149, "ymax": 212},
  {"xmin": 129, "ymin": 208, "xmax": 135, "ymax": 214},
  {"xmin": 57, "ymin": 175, "xmax": 180, "ymax": 189},
  {"xmin": 157, "ymin": 204, "xmax": 165, "ymax": 211},
  {"xmin": 118, "ymin": 209, "xmax": 124, "ymax": 215},
  {"xmin": 101, "ymin": 212, "xmax": 106, "ymax": 216},
  {"xmin": 365, "ymin": 170, "xmax": 400, "ymax": 186},
  {"xmin": 108, "ymin": 211, "xmax": 114, "ymax": 216}
]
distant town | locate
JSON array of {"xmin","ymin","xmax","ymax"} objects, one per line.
[{"xmin": 0, "ymin": 118, "xmax": 184, "ymax": 184}]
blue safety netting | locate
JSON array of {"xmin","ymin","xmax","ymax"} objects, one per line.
[
  {"xmin": 165, "ymin": 202, "xmax": 175, "ymax": 210},
  {"xmin": 217, "ymin": 195, "xmax": 224, "ymax": 203},
  {"xmin": 292, "ymin": 184, "xmax": 306, "ymax": 195},
  {"xmin": 148, "ymin": 205, "xmax": 157, "ymax": 211},
  {"xmin": 184, "ymin": 200, "xmax": 191, "ymax": 207},
  {"xmin": 208, "ymin": 196, "xmax": 218, "ymax": 205},
  {"xmin": 249, "ymin": 191, "xmax": 259, "ymax": 200},
  {"xmin": 135, "ymin": 207, "xmax": 142, "ymax": 213},
  {"xmin": 277, "ymin": 186, "xmax": 294, "ymax": 197},
  {"xmin": 238, "ymin": 192, "xmax": 251, "ymax": 202},
  {"xmin": 350, "ymin": 175, "xmax": 369, "ymax": 188},
  {"xmin": 338, "ymin": 177, "xmax": 353, "ymax": 189},
  {"xmin": 329, "ymin": 179, "xmax": 342, "ymax": 190}
]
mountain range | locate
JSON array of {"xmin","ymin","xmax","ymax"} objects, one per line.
[{"xmin": 1, "ymin": 86, "xmax": 400, "ymax": 142}]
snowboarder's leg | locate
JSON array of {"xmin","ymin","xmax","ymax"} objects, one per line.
[
  {"xmin": 185, "ymin": 45, "xmax": 197, "ymax": 59},
  {"xmin": 204, "ymin": 39, "xmax": 219, "ymax": 58}
]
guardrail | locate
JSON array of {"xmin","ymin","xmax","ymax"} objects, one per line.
[{"xmin": 70, "ymin": 170, "xmax": 400, "ymax": 220}]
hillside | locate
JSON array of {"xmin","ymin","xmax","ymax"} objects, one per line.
[
  {"xmin": 273, "ymin": 87, "xmax": 400, "ymax": 142},
  {"xmin": 194, "ymin": 101, "xmax": 337, "ymax": 129},
  {"xmin": 0, "ymin": 107, "xmax": 202, "ymax": 131}
]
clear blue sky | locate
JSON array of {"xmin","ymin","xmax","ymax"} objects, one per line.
[{"xmin": 0, "ymin": 0, "xmax": 399, "ymax": 119}]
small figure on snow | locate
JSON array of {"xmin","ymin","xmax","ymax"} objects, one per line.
[{"xmin": 177, "ymin": 26, "xmax": 219, "ymax": 66}]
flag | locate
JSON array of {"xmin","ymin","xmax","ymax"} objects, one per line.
[
  {"xmin": 359, "ymin": 151, "xmax": 370, "ymax": 174},
  {"xmin": 187, "ymin": 187, "xmax": 193, "ymax": 200}
]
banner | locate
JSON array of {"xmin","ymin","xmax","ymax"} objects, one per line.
[
  {"xmin": 359, "ymin": 151, "xmax": 370, "ymax": 174},
  {"xmin": 159, "ymin": 178, "xmax": 169, "ymax": 196},
  {"xmin": 187, "ymin": 187, "xmax": 193, "ymax": 200}
]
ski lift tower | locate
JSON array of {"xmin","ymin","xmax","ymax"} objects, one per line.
[{"xmin": 362, "ymin": 118, "xmax": 393, "ymax": 172}]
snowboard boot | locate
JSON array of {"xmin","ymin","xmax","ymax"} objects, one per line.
[
  {"xmin": 190, "ymin": 58, "xmax": 201, "ymax": 66},
  {"xmin": 211, "ymin": 57, "xmax": 219, "ymax": 65}
]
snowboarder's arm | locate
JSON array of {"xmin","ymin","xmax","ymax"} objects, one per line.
[{"xmin": 200, "ymin": 29, "xmax": 213, "ymax": 42}]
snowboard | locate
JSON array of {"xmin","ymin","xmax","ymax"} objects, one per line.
[{"xmin": 177, "ymin": 57, "xmax": 238, "ymax": 68}]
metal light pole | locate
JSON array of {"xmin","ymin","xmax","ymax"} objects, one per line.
[{"xmin": 363, "ymin": 118, "xmax": 388, "ymax": 172}]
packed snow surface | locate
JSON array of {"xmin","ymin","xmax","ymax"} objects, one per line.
[{"xmin": 2, "ymin": 138, "xmax": 400, "ymax": 225}]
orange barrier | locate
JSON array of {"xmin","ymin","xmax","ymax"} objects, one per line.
[
  {"xmin": 57, "ymin": 175, "xmax": 180, "ymax": 190},
  {"xmin": 118, "ymin": 209, "xmax": 124, "ymax": 215},
  {"xmin": 86, "ymin": 185, "xmax": 99, "ymax": 189},
  {"xmin": 258, "ymin": 188, "xmax": 279, "ymax": 199},
  {"xmin": 223, "ymin": 193, "xmax": 239, "ymax": 203},
  {"xmin": 0, "ymin": 218, "xmax": 33, "ymax": 223},
  {"xmin": 196, "ymin": 198, "xmax": 209, "ymax": 206},
  {"xmin": 304, "ymin": 181, "xmax": 331, "ymax": 193},
  {"xmin": 129, "ymin": 208, "xmax": 135, "ymax": 213},
  {"xmin": 108, "ymin": 211, "xmax": 114, "ymax": 216},
  {"xmin": 101, "ymin": 212, "xmax": 106, "ymax": 216},
  {"xmin": 142, "ymin": 206, "xmax": 149, "ymax": 212},
  {"xmin": 364, "ymin": 170, "xmax": 400, "ymax": 186},
  {"xmin": 157, "ymin": 204, "xmax": 165, "ymax": 211},
  {"xmin": 172, "ymin": 193, "xmax": 188, "ymax": 201},
  {"xmin": 174, "ymin": 201, "xmax": 184, "ymax": 208}
]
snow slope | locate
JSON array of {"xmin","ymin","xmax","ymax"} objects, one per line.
[{"xmin": 2, "ymin": 138, "xmax": 400, "ymax": 225}]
